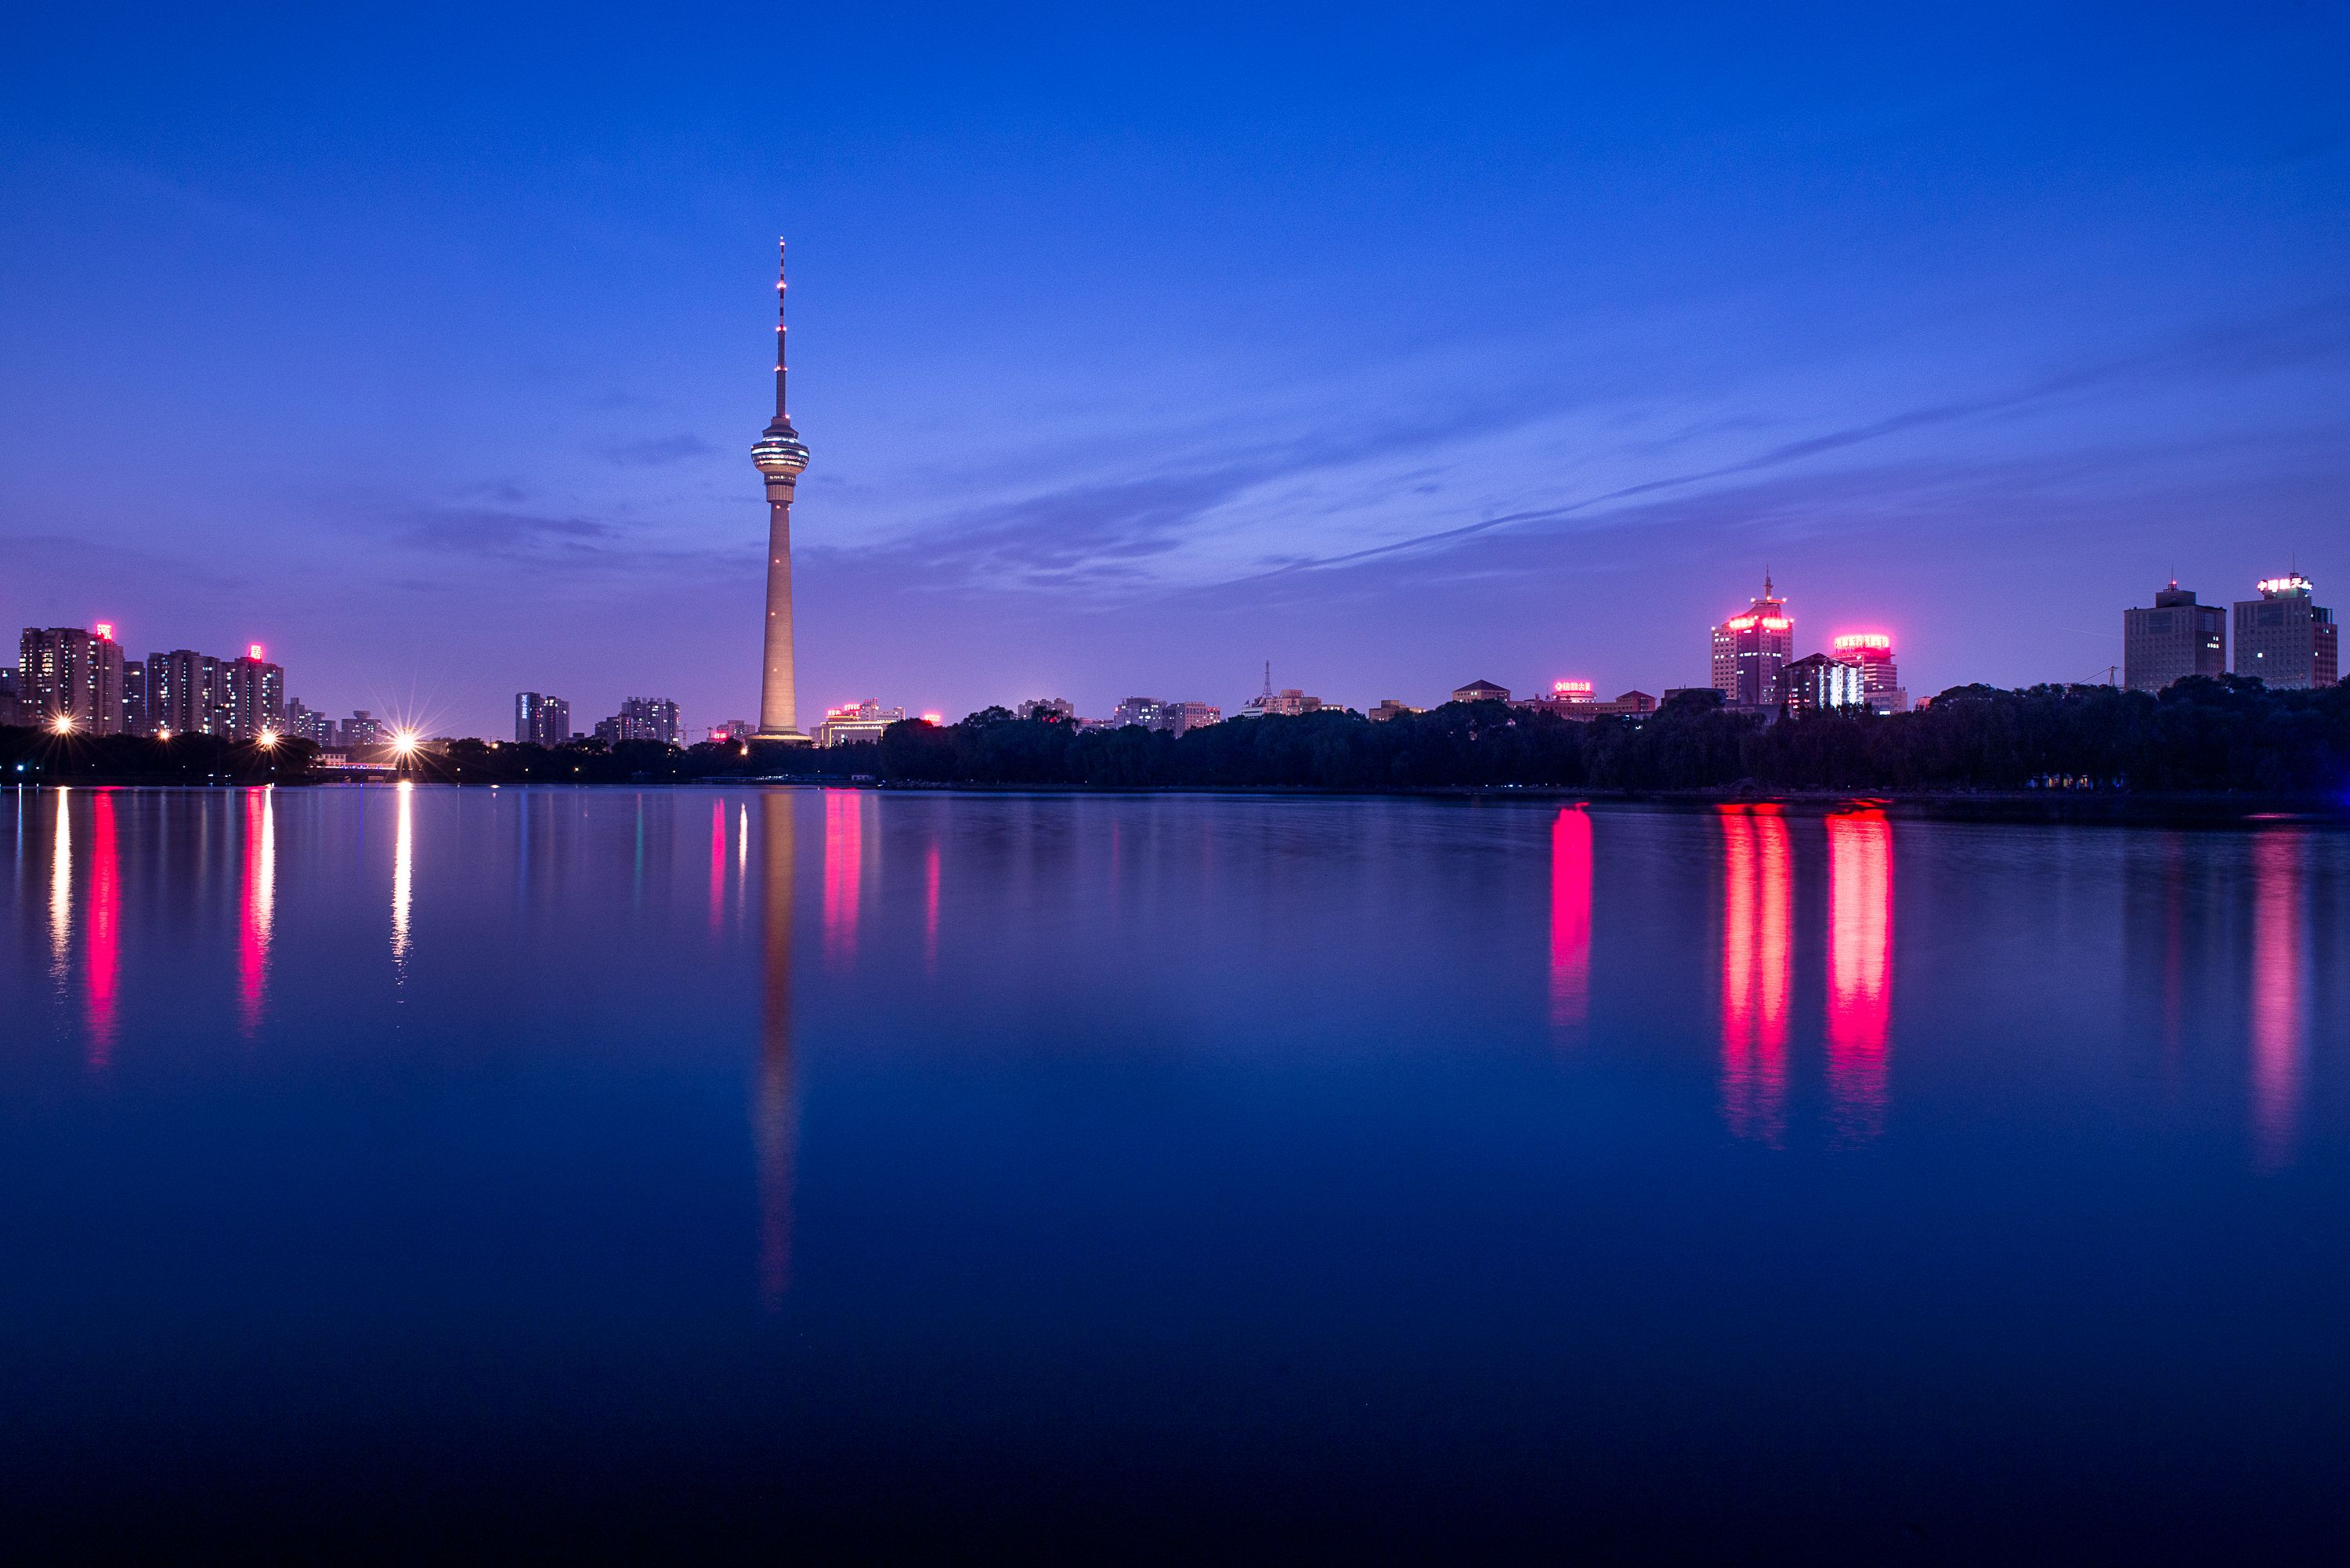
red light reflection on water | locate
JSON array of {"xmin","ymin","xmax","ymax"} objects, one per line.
[
  {"xmin": 2250, "ymin": 833, "xmax": 2304, "ymax": 1172},
  {"xmin": 87, "ymin": 791, "xmax": 120, "ymax": 1064},
  {"xmin": 1824, "ymin": 809, "xmax": 1893, "ymax": 1144},
  {"xmin": 924, "ymin": 839, "xmax": 941, "ymax": 973},
  {"xmin": 1719, "ymin": 806, "xmax": 1790, "ymax": 1144},
  {"xmin": 709, "ymin": 799, "xmax": 726, "ymax": 930},
  {"xmin": 1549, "ymin": 805, "xmax": 1592, "ymax": 1028},
  {"xmin": 238, "ymin": 789, "xmax": 275, "ymax": 1035},
  {"xmin": 822, "ymin": 789, "xmax": 861, "ymax": 966}
]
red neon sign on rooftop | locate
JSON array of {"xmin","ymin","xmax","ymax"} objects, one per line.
[
  {"xmin": 94, "ymin": 623, "xmax": 114, "ymax": 641},
  {"xmin": 1553, "ymin": 680, "xmax": 1594, "ymax": 695},
  {"xmin": 1833, "ymin": 633, "xmax": 1892, "ymax": 651}
]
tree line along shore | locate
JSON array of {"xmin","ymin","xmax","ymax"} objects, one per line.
[{"xmin": 3, "ymin": 677, "xmax": 2347, "ymax": 800}]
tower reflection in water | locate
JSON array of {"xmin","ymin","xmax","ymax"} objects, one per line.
[
  {"xmin": 1824, "ymin": 808, "xmax": 1893, "ymax": 1145},
  {"xmin": 2250, "ymin": 831, "xmax": 2305, "ymax": 1173},
  {"xmin": 1719, "ymin": 805, "xmax": 1791, "ymax": 1145},
  {"xmin": 756, "ymin": 792, "xmax": 801, "ymax": 1310},
  {"xmin": 1549, "ymin": 804, "xmax": 1592, "ymax": 1029}
]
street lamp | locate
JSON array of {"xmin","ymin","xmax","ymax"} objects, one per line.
[{"xmin": 49, "ymin": 713, "xmax": 74, "ymax": 735}]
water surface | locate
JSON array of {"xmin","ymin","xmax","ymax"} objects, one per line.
[{"xmin": 3, "ymin": 785, "xmax": 2346, "ymax": 1556}]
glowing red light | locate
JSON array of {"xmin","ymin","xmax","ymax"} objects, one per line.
[
  {"xmin": 920, "ymin": 712, "xmax": 943, "ymax": 725},
  {"xmin": 93, "ymin": 623, "xmax": 114, "ymax": 641},
  {"xmin": 1833, "ymin": 633, "xmax": 1893, "ymax": 651},
  {"xmin": 1553, "ymin": 680, "xmax": 1594, "ymax": 695},
  {"xmin": 248, "ymin": 644, "xmax": 264, "ymax": 661}
]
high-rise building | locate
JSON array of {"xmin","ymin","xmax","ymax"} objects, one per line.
[
  {"xmin": 749, "ymin": 240, "xmax": 813, "ymax": 743},
  {"xmin": 147, "ymin": 649, "xmax": 226, "ymax": 736},
  {"xmin": 1018, "ymin": 698, "xmax": 1076, "ymax": 722},
  {"xmin": 1711, "ymin": 576, "xmax": 1793, "ymax": 707},
  {"xmin": 2233, "ymin": 576, "xmax": 2337, "ymax": 689},
  {"xmin": 2123, "ymin": 584, "xmax": 2226, "ymax": 693},
  {"xmin": 602, "ymin": 697, "xmax": 682, "ymax": 745},
  {"xmin": 20, "ymin": 625, "xmax": 128, "ymax": 733},
  {"xmin": 1777, "ymin": 652, "xmax": 1867, "ymax": 713},
  {"xmin": 21, "ymin": 625, "xmax": 128, "ymax": 738},
  {"xmin": 219, "ymin": 645, "xmax": 284, "ymax": 739},
  {"xmin": 514, "ymin": 692, "xmax": 571, "ymax": 746},
  {"xmin": 339, "ymin": 710, "xmax": 389, "ymax": 750},
  {"xmin": 122, "ymin": 658, "xmax": 147, "ymax": 734}
]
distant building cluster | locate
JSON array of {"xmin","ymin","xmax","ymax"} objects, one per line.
[
  {"xmin": 1693, "ymin": 576, "xmax": 1910, "ymax": 716},
  {"xmin": 6, "ymin": 624, "xmax": 287, "ymax": 739},
  {"xmin": 2124, "ymin": 576, "xmax": 2335, "ymax": 692}
]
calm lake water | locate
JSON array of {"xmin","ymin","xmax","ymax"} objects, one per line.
[{"xmin": 3, "ymin": 784, "xmax": 2346, "ymax": 1557}]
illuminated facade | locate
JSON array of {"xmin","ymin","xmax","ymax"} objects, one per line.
[
  {"xmin": 2232, "ymin": 576, "xmax": 2337, "ymax": 689},
  {"xmin": 1777, "ymin": 652, "xmax": 1867, "ymax": 713},
  {"xmin": 1711, "ymin": 576, "xmax": 1792, "ymax": 706},
  {"xmin": 2122, "ymin": 583, "xmax": 2225, "ymax": 693},
  {"xmin": 19, "ymin": 626, "xmax": 127, "ymax": 732},
  {"xmin": 1831, "ymin": 632, "xmax": 1909, "ymax": 713},
  {"xmin": 750, "ymin": 240, "xmax": 813, "ymax": 742},
  {"xmin": 1452, "ymin": 679, "xmax": 1512, "ymax": 704}
]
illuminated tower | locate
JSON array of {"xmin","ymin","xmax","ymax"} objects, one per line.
[
  {"xmin": 1709, "ymin": 574, "xmax": 1792, "ymax": 706},
  {"xmin": 750, "ymin": 240, "xmax": 814, "ymax": 742}
]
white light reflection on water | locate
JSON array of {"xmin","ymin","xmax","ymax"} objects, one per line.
[{"xmin": 392, "ymin": 781, "xmax": 414, "ymax": 970}]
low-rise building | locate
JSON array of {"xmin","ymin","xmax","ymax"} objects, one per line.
[
  {"xmin": 1452, "ymin": 679, "xmax": 1511, "ymax": 705},
  {"xmin": 816, "ymin": 699, "xmax": 905, "ymax": 747},
  {"xmin": 1366, "ymin": 699, "xmax": 1419, "ymax": 723}
]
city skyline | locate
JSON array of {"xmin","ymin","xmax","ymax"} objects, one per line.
[{"xmin": 2, "ymin": 9, "xmax": 2345, "ymax": 731}]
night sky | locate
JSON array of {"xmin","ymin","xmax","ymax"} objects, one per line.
[{"xmin": 3, "ymin": 5, "xmax": 2345, "ymax": 735}]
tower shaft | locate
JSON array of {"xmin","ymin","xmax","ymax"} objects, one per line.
[{"xmin": 757, "ymin": 489, "xmax": 801, "ymax": 735}]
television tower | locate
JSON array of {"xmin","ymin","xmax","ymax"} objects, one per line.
[{"xmin": 750, "ymin": 239, "xmax": 813, "ymax": 742}]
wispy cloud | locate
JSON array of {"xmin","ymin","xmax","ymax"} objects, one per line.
[{"xmin": 609, "ymin": 433, "xmax": 716, "ymax": 467}]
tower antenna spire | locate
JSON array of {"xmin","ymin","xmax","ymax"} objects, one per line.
[{"xmin": 775, "ymin": 238, "xmax": 790, "ymax": 421}]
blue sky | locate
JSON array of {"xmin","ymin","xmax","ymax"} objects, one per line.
[{"xmin": 2, "ymin": 3, "xmax": 2345, "ymax": 733}]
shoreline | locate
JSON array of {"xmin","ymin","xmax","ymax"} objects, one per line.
[{"xmin": 16, "ymin": 776, "xmax": 2347, "ymax": 826}]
